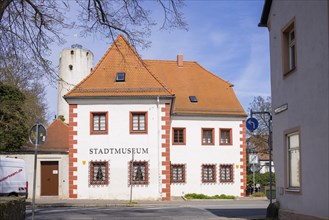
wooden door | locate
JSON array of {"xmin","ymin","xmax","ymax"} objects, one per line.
[{"xmin": 41, "ymin": 161, "xmax": 59, "ymax": 196}]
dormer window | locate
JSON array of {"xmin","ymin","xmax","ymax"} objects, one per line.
[
  {"xmin": 116, "ymin": 72, "xmax": 125, "ymax": 82},
  {"xmin": 189, "ymin": 96, "xmax": 198, "ymax": 103}
]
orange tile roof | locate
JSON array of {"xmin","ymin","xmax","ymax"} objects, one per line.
[
  {"xmin": 145, "ymin": 60, "xmax": 246, "ymax": 116},
  {"xmin": 65, "ymin": 35, "xmax": 173, "ymax": 98},
  {"xmin": 65, "ymin": 35, "xmax": 246, "ymax": 117},
  {"xmin": 21, "ymin": 119, "xmax": 69, "ymax": 152}
]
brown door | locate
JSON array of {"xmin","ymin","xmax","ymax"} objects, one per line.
[{"xmin": 41, "ymin": 161, "xmax": 59, "ymax": 196}]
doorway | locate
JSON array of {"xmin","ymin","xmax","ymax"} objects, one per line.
[{"xmin": 41, "ymin": 161, "xmax": 59, "ymax": 196}]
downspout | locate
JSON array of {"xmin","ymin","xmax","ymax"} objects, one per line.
[{"xmin": 157, "ymin": 96, "xmax": 162, "ymax": 198}]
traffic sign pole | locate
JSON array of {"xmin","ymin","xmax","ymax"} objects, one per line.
[
  {"xmin": 32, "ymin": 124, "xmax": 39, "ymax": 220},
  {"xmin": 248, "ymin": 110, "xmax": 273, "ymax": 205},
  {"xmin": 29, "ymin": 123, "xmax": 47, "ymax": 220}
]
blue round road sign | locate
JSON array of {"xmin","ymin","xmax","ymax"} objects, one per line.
[{"xmin": 246, "ymin": 117, "xmax": 259, "ymax": 132}]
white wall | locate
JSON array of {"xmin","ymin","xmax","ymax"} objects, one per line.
[
  {"xmin": 74, "ymin": 100, "xmax": 164, "ymax": 200},
  {"xmin": 268, "ymin": 1, "xmax": 329, "ymax": 218},
  {"xmin": 170, "ymin": 116, "xmax": 244, "ymax": 197},
  {"xmin": 1, "ymin": 154, "xmax": 69, "ymax": 199}
]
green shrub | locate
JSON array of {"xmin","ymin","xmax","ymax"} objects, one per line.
[
  {"xmin": 252, "ymin": 192, "xmax": 266, "ymax": 197},
  {"xmin": 184, "ymin": 193, "xmax": 235, "ymax": 199}
]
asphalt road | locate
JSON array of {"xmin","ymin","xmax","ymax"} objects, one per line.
[{"xmin": 26, "ymin": 200, "xmax": 268, "ymax": 220}]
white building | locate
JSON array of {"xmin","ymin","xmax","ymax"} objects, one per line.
[
  {"xmin": 64, "ymin": 35, "xmax": 247, "ymax": 200},
  {"xmin": 259, "ymin": 0, "xmax": 329, "ymax": 219}
]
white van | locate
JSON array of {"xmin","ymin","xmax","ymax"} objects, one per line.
[{"xmin": 0, "ymin": 157, "xmax": 28, "ymax": 198}]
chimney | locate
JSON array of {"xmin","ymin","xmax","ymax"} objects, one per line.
[{"xmin": 177, "ymin": 54, "xmax": 183, "ymax": 67}]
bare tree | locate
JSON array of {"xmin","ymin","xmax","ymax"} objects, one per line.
[
  {"xmin": 247, "ymin": 96, "xmax": 272, "ymax": 153},
  {"xmin": 0, "ymin": 0, "xmax": 187, "ymax": 80}
]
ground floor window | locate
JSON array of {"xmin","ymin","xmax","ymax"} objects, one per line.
[
  {"xmin": 129, "ymin": 161, "xmax": 149, "ymax": 185},
  {"xmin": 171, "ymin": 164, "xmax": 186, "ymax": 183},
  {"xmin": 202, "ymin": 164, "xmax": 216, "ymax": 183},
  {"xmin": 220, "ymin": 164, "xmax": 234, "ymax": 183},
  {"xmin": 89, "ymin": 161, "xmax": 109, "ymax": 186},
  {"xmin": 286, "ymin": 131, "xmax": 300, "ymax": 190}
]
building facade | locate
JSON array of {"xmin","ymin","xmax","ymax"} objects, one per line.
[
  {"xmin": 1, "ymin": 119, "xmax": 69, "ymax": 199},
  {"xmin": 259, "ymin": 0, "xmax": 329, "ymax": 219},
  {"xmin": 64, "ymin": 35, "xmax": 247, "ymax": 200}
]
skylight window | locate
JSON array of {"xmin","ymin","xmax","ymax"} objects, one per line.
[
  {"xmin": 189, "ymin": 96, "xmax": 198, "ymax": 103},
  {"xmin": 116, "ymin": 72, "xmax": 125, "ymax": 82}
]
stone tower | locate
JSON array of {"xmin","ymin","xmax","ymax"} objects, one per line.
[{"xmin": 57, "ymin": 44, "xmax": 94, "ymax": 121}]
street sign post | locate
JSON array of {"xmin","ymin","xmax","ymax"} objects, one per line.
[{"xmin": 29, "ymin": 123, "xmax": 47, "ymax": 220}]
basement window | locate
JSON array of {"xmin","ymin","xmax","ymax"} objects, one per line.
[
  {"xmin": 189, "ymin": 96, "xmax": 198, "ymax": 103},
  {"xmin": 116, "ymin": 72, "xmax": 125, "ymax": 82}
]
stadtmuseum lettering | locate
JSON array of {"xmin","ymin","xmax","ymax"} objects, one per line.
[{"xmin": 89, "ymin": 147, "xmax": 149, "ymax": 155}]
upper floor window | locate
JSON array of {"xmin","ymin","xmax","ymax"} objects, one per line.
[
  {"xmin": 220, "ymin": 128, "xmax": 232, "ymax": 145},
  {"xmin": 172, "ymin": 128, "xmax": 186, "ymax": 145},
  {"xmin": 202, "ymin": 128, "xmax": 214, "ymax": 145},
  {"xmin": 90, "ymin": 112, "xmax": 108, "ymax": 134},
  {"xmin": 171, "ymin": 164, "xmax": 186, "ymax": 183},
  {"xmin": 129, "ymin": 161, "xmax": 148, "ymax": 185},
  {"xmin": 220, "ymin": 164, "xmax": 234, "ymax": 183},
  {"xmin": 89, "ymin": 161, "xmax": 109, "ymax": 186},
  {"xmin": 130, "ymin": 112, "xmax": 148, "ymax": 134},
  {"xmin": 286, "ymin": 131, "xmax": 300, "ymax": 190},
  {"xmin": 282, "ymin": 19, "xmax": 296, "ymax": 76},
  {"xmin": 202, "ymin": 164, "xmax": 216, "ymax": 183}
]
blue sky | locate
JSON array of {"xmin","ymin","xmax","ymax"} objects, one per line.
[{"xmin": 46, "ymin": 0, "xmax": 270, "ymax": 120}]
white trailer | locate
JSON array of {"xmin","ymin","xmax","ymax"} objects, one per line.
[{"xmin": 0, "ymin": 157, "xmax": 28, "ymax": 198}]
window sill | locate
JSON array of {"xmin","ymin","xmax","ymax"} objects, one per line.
[
  {"xmin": 90, "ymin": 131, "xmax": 108, "ymax": 135},
  {"xmin": 283, "ymin": 67, "xmax": 296, "ymax": 78},
  {"xmin": 130, "ymin": 131, "xmax": 148, "ymax": 135},
  {"xmin": 285, "ymin": 188, "xmax": 301, "ymax": 193}
]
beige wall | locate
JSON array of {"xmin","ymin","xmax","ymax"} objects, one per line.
[{"xmin": 267, "ymin": 0, "xmax": 329, "ymax": 219}]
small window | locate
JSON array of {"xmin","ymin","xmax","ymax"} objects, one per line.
[
  {"xmin": 129, "ymin": 161, "xmax": 148, "ymax": 185},
  {"xmin": 171, "ymin": 164, "xmax": 186, "ymax": 183},
  {"xmin": 130, "ymin": 112, "xmax": 147, "ymax": 134},
  {"xmin": 116, "ymin": 72, "xmax": 126, "ymax": 82},
  {"xmin": 189, "ymin": 96, "xmax": 198, "ymax": 103},
  {"xmin": 70, "ymin": 50, "xmax": 74, "ymax": 55},
  {"xmin": 69, "ymin": 65, "xmax": 73, "ymax": 70},
  {"xmin": 90, "ymin": 112, "xmax": 108, "ymax": 134},
  {"xmin": 220, "ymin": 164, "xmax": 234, "ymax": 183},
  {"xmin": 202, "ymin": 128, "xmax": 214, "ymax": 145},
  {"xmin": 172, "ymin": 128, "xmax": 186, "ymax": 145},
  {"xmin": 202, "ymin": 164, "xmax": 216, "ymax": 183},
  {"xmin": 89, "ymin": 161, "xmax": 109, "ymax": 186},
  {"xmin": 220, "ymin": 128, "xmax": 232, "ymax": 145},
  {"xmin": 282, "ymin": 19, "xmax": 296, "ymax": 76}
]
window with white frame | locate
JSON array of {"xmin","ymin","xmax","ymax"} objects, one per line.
[{"xmin": 287, "ymin": 132, "xmax": 300, "ymax": 189}]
